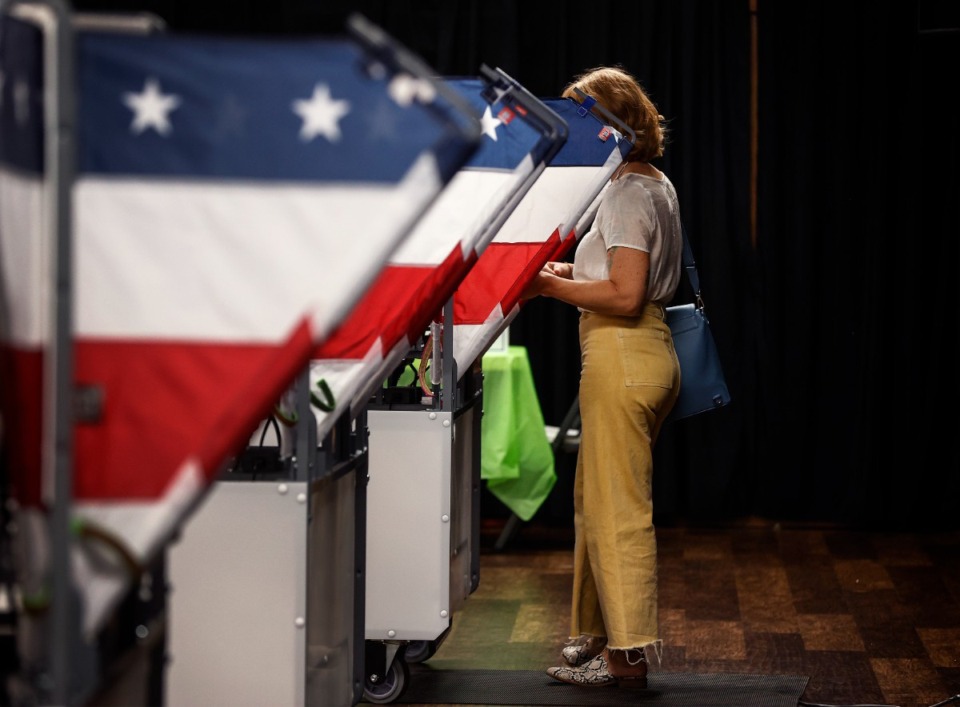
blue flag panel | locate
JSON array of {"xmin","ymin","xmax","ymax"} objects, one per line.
[
  {"xmin": 76, "ymin": 31, "xmax": 476, "ymax": 183},
  {"xmin": 543, "ymin": 97, "xmax": 632, "ymax": 166}
]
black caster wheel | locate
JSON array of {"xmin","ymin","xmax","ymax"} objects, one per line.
[
  {"xmin": 403, "ymin": 639, "xmax": 438, "ymax": 664},
  {"xmin": 362, "ymin": 655, "xmax": 410, "ymax": 704}
]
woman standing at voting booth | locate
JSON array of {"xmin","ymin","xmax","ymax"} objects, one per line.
[{"xmin": 522, "ymin": 65, "xmax": 682, "ymax": 687}]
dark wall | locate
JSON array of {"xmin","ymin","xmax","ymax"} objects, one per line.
[{"xmin": 70, "ymin": 0, "xmax": 960, "ymax": 529}]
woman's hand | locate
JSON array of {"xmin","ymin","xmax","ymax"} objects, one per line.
[
  {"xmin": 522, "ymin": 262, "xmax": 569, "ymax": 300},
  {"xmin": 522, "ymin": 248, "xmax": 649, "ymax": 316},
  {"xmin": 521, "ymin": 268, "xmax": 552, "ymax": 299},
  {"xmin": 544, "ymin": 261, "xmax": 573, "ymax": 279}
]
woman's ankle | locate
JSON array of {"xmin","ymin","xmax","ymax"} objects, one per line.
[{"xmin": 604, "ymin": 648, "xmax": 648, "ymax": 678}]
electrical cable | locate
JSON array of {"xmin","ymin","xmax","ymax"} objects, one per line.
[
  {"xmin": 418, "ymin": 334, "xmax": 434, "ymax": 397},
  {"xmin": 17, "ymin": 518, "xmax": 144, "ymax": 617},
  {"xmin": 72, "ymin": 517, "xmax": 143, "ymax": 580},
  {"xmin": 258, "ymin": 415, "xmax": 281, "ymax": 447},
  {"xmin": 274, "ymin": 402, "xmax": 297, "ymax": 426},
  {"xmin": 309, "ymin": 377, "xmax": 335, "ymax": 412}
]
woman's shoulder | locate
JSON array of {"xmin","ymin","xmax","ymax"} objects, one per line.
[
  {"xmin": 621, "ymin": 172, "xmax": 678, "ymax": 201},
  {"xmin": 605, "ymin": 174, "xmax": 658, "ymax": 208}
]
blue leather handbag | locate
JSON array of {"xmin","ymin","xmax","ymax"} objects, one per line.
[{"xmin": 665, "ymin": 227, "xmax": 731, "ymax": 422}]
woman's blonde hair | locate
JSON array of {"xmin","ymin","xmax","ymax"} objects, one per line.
[{"xmin": 561, "ymin": 65, "xmax": 667, "ymax": 162}]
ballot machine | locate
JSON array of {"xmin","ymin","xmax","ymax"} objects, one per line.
[
  {"xmin": 166, "ymin": 373, "xmax": 368, "ymax": 707},
  {"xmin": 361, "ymin": 308, "xmax": 483, "ymax": 704}
]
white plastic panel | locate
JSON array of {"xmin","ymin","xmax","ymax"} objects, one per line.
[
  {"xmin": 365, "ymin": 409, "xmax": 453, "ymax": 640},
  {"xmin": 166, "ymin": 481, "xmax": 307, "ymax": 707}
]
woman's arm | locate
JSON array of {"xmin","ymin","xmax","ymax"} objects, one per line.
[{"xmin": 524, "ymin": 246, "xmax": 650, "ymax": 317}]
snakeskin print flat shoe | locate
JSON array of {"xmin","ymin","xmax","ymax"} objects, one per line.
[
  {"xmin": 560, "ymin": 635, "xmax": 608, "ymax": 667},
  {"xmin": 546, "ymin": 654, "xmax": 617, "ymax": 687},
  {"xmin": 547, "ymin": 649, "xmax": 649, "ymax": 689}
]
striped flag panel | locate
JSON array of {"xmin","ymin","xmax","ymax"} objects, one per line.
[{"xmin": 0, "ymin": 13, "xmax": 479, "ymax": 635}]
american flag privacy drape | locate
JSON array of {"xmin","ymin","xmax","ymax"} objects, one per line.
[
  {"xmin": 0, "ymin": 10, "xmax": 479, "ymax": 636},
  {"xmin": 305, "ymin": 70, "xmax": 568, "ymax": 441},
  {"xmin": 450, "ymin": 97, "xmax": 634, "ymax": 376},
  {"xmin": 300, "ymin": 93, "xmax": 635, "ymax": 439}
]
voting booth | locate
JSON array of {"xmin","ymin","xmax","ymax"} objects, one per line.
[
  {"xmin": 0, "ymin": 6, "xmax": 479, "ymax": 705},
  {"xmin": 359, "ymin": 90, "xmax": 637, "ymax": 703}
]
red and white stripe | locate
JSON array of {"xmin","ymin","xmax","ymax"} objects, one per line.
[
  {"xmin": 1, "ymin": 153, "xmax": 451, "ymax": 635},
  {"xmin": 69, "ymin": 156, "xmax": 447, "ymax": 634},
  {"xmin": 451, "ymin": 150, "xmax": 621, "ymax": 375},
  {"xmin": 308, "ymin": 155, "xmax": 539, "ymax": 441}
]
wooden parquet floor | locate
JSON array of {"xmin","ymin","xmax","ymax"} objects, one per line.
[{"xmin": 405, "ymin": 517, "xmax": 960, "ymax": 707}]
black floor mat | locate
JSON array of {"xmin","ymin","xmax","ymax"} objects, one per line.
[{"xmin": 395, "ymin": 667, "xmax": 809, "ymax": 706}]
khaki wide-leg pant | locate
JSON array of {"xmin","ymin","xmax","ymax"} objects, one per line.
[{"xmin": 570, "ymin": 304, "xmax": 680, "ymax": 656}]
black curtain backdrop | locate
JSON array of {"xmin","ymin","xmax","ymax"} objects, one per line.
[
  {"xmin": 754, "ymin": 0, "xmax": 959, "ymax": 529},
  {"xmin": 70, "ymin": 0, "xmax": 960, "ymax": 529}
]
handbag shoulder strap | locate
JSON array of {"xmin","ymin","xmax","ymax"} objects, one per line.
[{"xmin": 680, "ymin": 223, "xmax": 704, "ymax": 307}]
